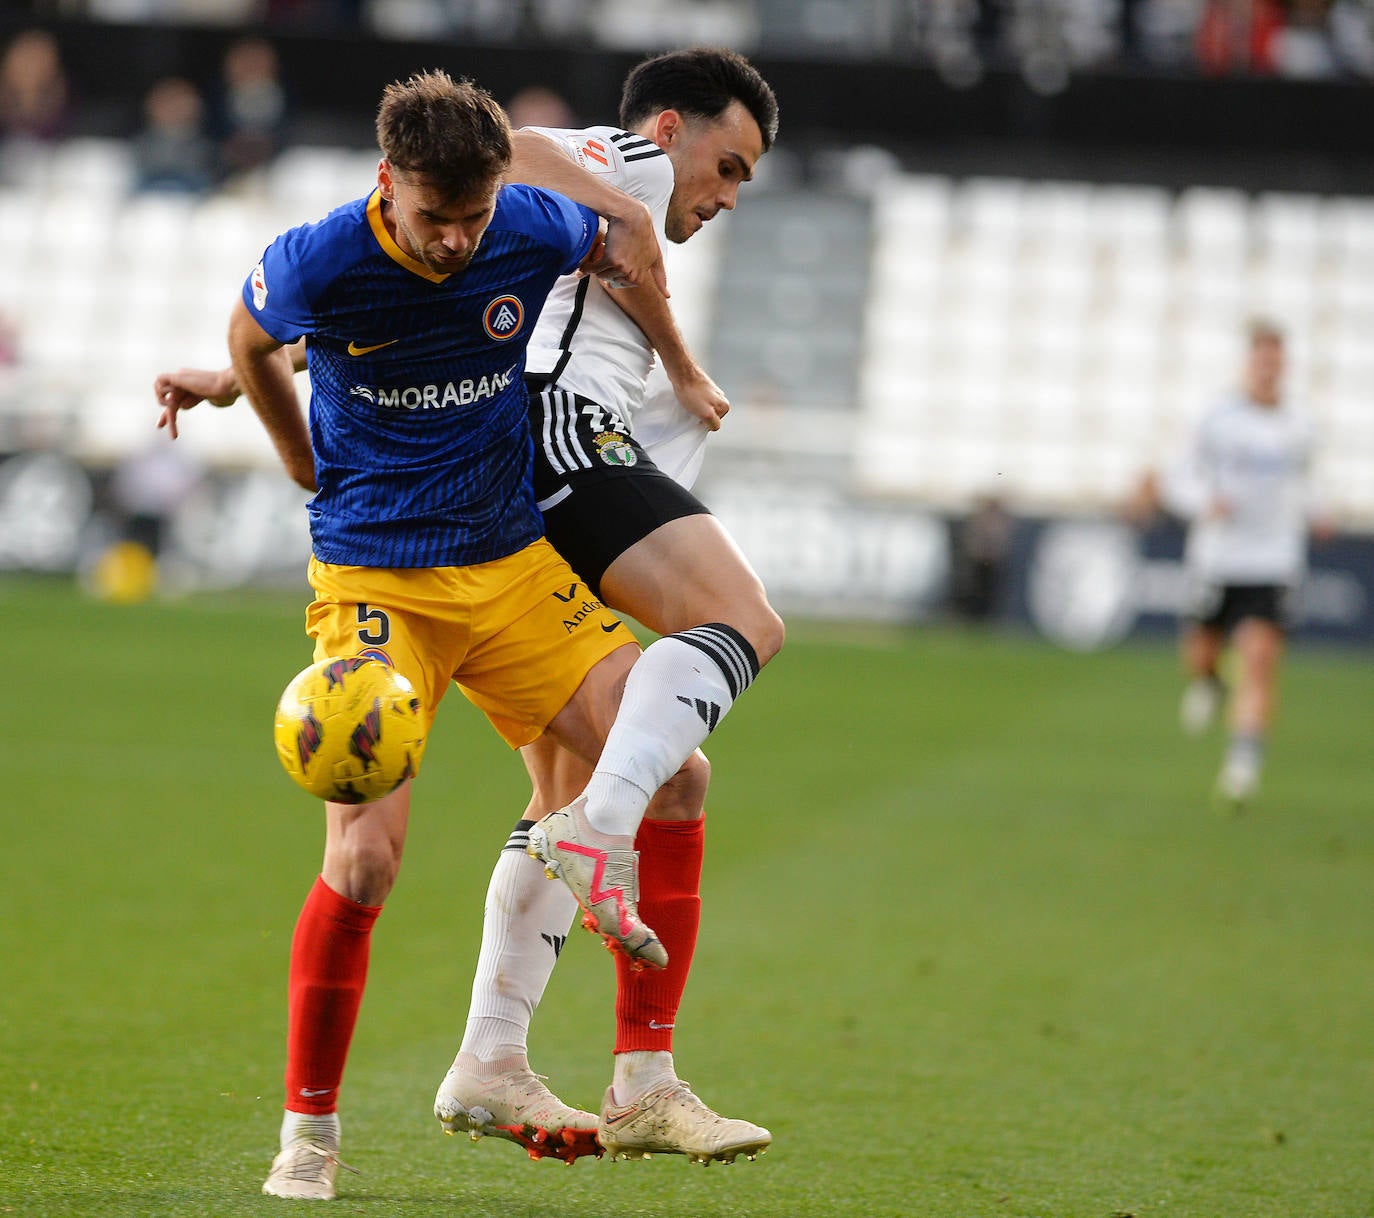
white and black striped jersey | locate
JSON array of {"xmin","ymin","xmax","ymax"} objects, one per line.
[
  {"xmin": 634, "ymin": 363, "xmax": 710, "ymax": 488},
  {"xmin": 523, "ymin": 124, "xmax": 710, "ymax": 490},
  {"xmin": 1167, "ymin": 391, "xmax": 1318, "ymax": 585}
]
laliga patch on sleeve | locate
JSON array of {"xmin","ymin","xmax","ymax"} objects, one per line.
[
  {"xmin": 251, "ymin": 261, "xmax": 269, "ymax": 310},
  {"xmin": 567, "ymin": 135, "xmax": 616, "ymax": 175}
]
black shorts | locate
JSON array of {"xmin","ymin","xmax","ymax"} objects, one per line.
[
  {"xmin": 1189, "ymin": 582, "xmax": 1293, "ymax": 634},
  {"xmin": 527, "ymin": 385, "xmax": 711, "ymax": 597}
]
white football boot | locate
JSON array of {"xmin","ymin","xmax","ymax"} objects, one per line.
[
  {"xmin": 262, "ymin": 1139, "xmax": 356, "ymax": 1200},
  {"xmin": 435, "ymin": 1054, "xmax": 600, "ymax": 1163},
  {"xmin": 598, "ymin": 1081, "xmax": 771, "ymax": 1165}
]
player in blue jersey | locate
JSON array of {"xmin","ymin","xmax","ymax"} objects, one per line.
[{"xmin": 207, "ymin": 69, "xmax": 725, "ymax": 1201}]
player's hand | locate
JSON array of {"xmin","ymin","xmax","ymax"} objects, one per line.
[
  {"xmin": 602, "ymin": 202, "xmax": 669, "ymax": 298},
  {"xmin": 671, "ymin": 369, "xmax": 730, "ymax": 432},
  {"xmin": 154, "ymin": 366, "xmax": 238, "ymax": 439}
]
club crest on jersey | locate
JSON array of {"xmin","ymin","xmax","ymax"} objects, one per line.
[
  {"xmin": 594, "ymin": 432, "xmax": 638, "ymax": 468},
  {"xmin": 251, "ymin": 261, "xmax": 268, "ymax": 310},
  {"xmin": 483, "ymin": 295, "xmax": 524, "ymax": 340}
]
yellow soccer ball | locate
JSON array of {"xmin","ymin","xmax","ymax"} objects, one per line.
[{"xmin": 273, "ymin": 656, "xmax": 427, "ymax": 804}]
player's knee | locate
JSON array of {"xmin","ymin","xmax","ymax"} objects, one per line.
[
  {"xmin": 741, "ymin": 600, "xmax": 785, "ymax": 668},
  {"xmin": 682, "ymin": 749, "xmax": 711, "ymax": 804},
  {"xmin": 325, "ymin": 828, "xmax": 403, "ymax": 905},
  {"xmin": 648, "ymin": 750, "xmax": 710, "ymax": 821}
]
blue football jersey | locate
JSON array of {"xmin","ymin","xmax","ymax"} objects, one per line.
[{"xmin": 244, "ymin": 185, "xmax": 597, "ymax": 567}]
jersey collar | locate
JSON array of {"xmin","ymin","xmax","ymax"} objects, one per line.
[{"xmin": 367, "ymin": 189, "xmax": 451, "ymax": 283}]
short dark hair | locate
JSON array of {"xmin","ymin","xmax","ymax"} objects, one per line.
[
  {"xmin": 1247, "ymin": 315, "xmax": 1285, "ymax": 346},
  {"xmin": 376, "ymin": 70, "xmax": 511, "ymax": 199},
  {"xmin": 619, "ymin": 47, "xmax": 778, "ymax": 152}
]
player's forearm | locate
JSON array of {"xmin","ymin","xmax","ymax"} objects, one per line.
[
  {"xmin": 228, "ymin": 302, "xmax": 316, "ymax": 490},
  {"xmin": 219, "ymin": 338, "xmax": 307, "ymax": 402},
  {"xmin": 603, "ymin": 280, "xmax": 699, "ymax": 386}
]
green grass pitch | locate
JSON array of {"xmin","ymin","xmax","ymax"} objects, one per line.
[{"xmin": 2, "ymin": 574, "xmax": 1371, "ymax": 1217}]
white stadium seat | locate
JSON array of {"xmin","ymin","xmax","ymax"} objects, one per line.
[
  {"xmin": 1088, "ymin": 183, "xmax": 1172, "ymax": 253},
  {"xmin": 49, "ymin": 138, "xmax": 135, "ymax": 202}
]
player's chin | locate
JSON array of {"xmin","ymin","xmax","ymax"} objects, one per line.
[{"xmin": 429, "ymin": 253, "xmax": 472, "ymax": 271}]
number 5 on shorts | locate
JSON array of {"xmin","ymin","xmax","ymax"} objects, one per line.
[{"xmin": 357, "ymin": 603, "xmax": 390, "ymax": 645}]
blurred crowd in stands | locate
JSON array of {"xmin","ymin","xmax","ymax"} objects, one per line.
[
  {"xmin": 6, "ymin": 1, "xmax": 1374, "ymax": 83},
  {"xmin": 1, "ymin": 26, "xmax": 291, "ymax": 193},
  {"xmin": 3, "ymin": 1, "xmax": 1369, "ymax": 199}
]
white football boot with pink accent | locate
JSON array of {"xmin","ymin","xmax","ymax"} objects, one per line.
[{"xmin": 526, "ymin": 796, "xmax": 667, "ymax": 970}]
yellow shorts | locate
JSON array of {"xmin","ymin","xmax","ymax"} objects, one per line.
[{"xmin": 305, "ymin": 539, "xmax": 637, "ymax": 748}]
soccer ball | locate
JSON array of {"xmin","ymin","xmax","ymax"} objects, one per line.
[{"xmin": 273, "ymin": 656, "xmax": 427, "ymax": 804}]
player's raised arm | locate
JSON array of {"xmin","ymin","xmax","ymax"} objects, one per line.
[
  {"xmin": 228, "ymin": 298, "xmax": 316, "ymax": 491},
  {"xmin": 507, "ymin": 127, "xmax": 668, "ymax": 298}
]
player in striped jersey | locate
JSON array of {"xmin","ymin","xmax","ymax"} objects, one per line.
[
  {"xmin": 154, "ymin": 49, "xmax": 781, "ymax": 1173},
  {"xmin": 462, "ymin": 48, "xmax": 784, "ymax": 1165},
  {"xmin": 1164, "ymin": 318, "xmax": 1332, "ymax": 809}
]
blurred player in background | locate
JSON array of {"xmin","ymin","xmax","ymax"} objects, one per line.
[{"xmin": 1162, "ymin": 318, "xmax": 1332, "ymax": 809}]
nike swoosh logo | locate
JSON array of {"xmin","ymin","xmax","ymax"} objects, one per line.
[
  {"xmin": 601, "ymin": 620, "xmax": 623, "ymax": 633},
  {"xmin": 299, "ymin": 1087, "xmax": 334, "ymax": 1097},
  {"xmin": 648, "ymin": 1020, "xmax": 674, "ymax": 1030},
  {"xmin": 346, "ymin": 339, "xmax": 399, "ymax": 356}
]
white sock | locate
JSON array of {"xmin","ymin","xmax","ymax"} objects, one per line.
[
  {"xmin": 457, "ymin": 823, "xmax": 579, "ymax": 1065},
  {"xmin": 612, "ymin": 1050, "xmax": 677, "ymax": 1106},
  {"xmin": 280, "ymin": 1110, "xmax": 340, "ymax": 1151},
  {"xmin": 584, "ymin": 625, "xmax": 759, "ymax": 838},
  {"xmin": 1225, "ymin": 732, "xmax": 1265, "ymax": 780}
]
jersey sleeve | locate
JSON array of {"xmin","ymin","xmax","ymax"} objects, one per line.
[
  {"xmin": 517, "ymin": 184, "xmax": 599, "ymax": 276},
  {"xmin": 241, "ymin": 227, "xmax": 317, "ymax": 344},
  {"xmin": 524, "ymin": 124, "xmax": 674, "ymax": 215}
]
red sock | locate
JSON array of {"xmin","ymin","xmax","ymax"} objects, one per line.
[
  {"xmin": 283, "ymin": 875, "xmax": 382, "ymax": 1114},
  {"xmin": 615, "ymin": 816, "xmax": 703, "ymax": 1053}
]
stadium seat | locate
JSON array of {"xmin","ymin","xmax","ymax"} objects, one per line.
[
  {"xmin": 1088, "ymin": 183, "xmax": 1172, "ymax": 253},
  {"xmin": 268, "ymin": 145, "xmax": 361, "ymax": 217},
  {"xmin": 1093, "ymin": 376, "xmax": 1157, "ymax": 444},
  {"xmin": 875, "ymin": 173, "xmax": 952, "ymax": 241},
  {"xmin": 1254, "ymin": 191, "xmax": 1323, "ymax": 266},
  {"xmin": 1247, "ymin": 260, "xmax": 1318, "ymax": 331},
  {"xmin": 1022, "ymin": 180, "xmax": 1094, "ymax": 252},
  {"xmin": 1175, "ymin": 186, "xmax": 1251, "ymax": 258},
  {"xmin": 1323, "ymin": 196, "xmax": 1374, "ymax": 267},
  {"xmin": 49, "ymin": 138, "xmax": 135, "ymax": 203},
  {"xmin": 958, "ymin": 177, "xmax": 1026, "ymax": 249},
  {"xmin": 1023, "ymin": 250, "xmax": 1096, "ymax": 317}
]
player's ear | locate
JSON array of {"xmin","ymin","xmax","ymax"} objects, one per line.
[
  {"xmin": 652, "ymin": 109, "xmax": 682, "ymax": 149},
  {"xmin": 377, "ymin": 159, "xmax": 394, "ymax": 200}
]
